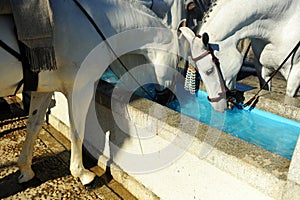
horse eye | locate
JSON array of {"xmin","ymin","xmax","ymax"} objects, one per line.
[{"xmin": 205, "ymin": 68, "xmax": 214, "ymax": 75}]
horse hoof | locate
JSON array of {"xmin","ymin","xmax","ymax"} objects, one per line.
[
  {"xmin": 84, "ymin": 178, "xmax": 99, "ymax": 190},
  {"xmin": 75, "ymin": 170, "xmax": 96, "ymax": 186},
  {"xmin": 18, "ymin": 170, "xmax": 35, "ymax": 183}
]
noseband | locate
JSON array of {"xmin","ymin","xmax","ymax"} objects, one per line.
[{"xmin": 191, "ymin": 49, "xmax": 211, "ymax": 62}]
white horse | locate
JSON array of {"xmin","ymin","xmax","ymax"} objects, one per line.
[
  {"xmin": 180, "ymin": 0, "xmax": 300, "ymax": 111},
  {"xmin": 0, "ymin": 0, "xmax": 179, "ymax": 186},
  {"xmin": 109, "ymin": 0, "xmax": 186, "ymax": 82}
]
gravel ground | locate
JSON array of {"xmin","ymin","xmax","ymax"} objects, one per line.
[{"xmin": 0, "ymin": 98, "xmax": 136, "ymax": 200}]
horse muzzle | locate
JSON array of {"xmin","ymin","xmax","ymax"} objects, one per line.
[{"xmin": 226, "ymin": 90, "xmax": 245, "ymax": 110}]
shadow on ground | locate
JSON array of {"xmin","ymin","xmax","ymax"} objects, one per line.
[
  {"xmin": 0, "ymin": 151, "xmax": 70, "ymax": 198},
  {"xmin": 0, "ymin": 98, "xmax": 113, "ymax": 198}
]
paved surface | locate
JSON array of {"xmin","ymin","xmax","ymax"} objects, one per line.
[
  {"xmin": 237, "ymin": 68, "xmax": 300, "ymax": 119},
  {"xmin": 0, "ymin": 63, "xmax": 299, "ymax": 200},
  {"xmin": 0, "ymin": 99, "xmax": 137, "ymax": 200}
]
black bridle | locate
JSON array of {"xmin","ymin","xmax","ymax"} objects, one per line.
[
  {"xmin": 190, "ymin": 35, "xmax": 228, "ymax": 102},
  {"xmin": 191, "ymin": 35, "xmax": 300, "ymax": 110},
  {"xmin": 190, "ymin": 35, "xmax": 244, "ymax": 108}
]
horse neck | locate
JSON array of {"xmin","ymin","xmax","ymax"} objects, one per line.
[{"xmin": 200, "ymin": 0, "xmax": 295, "ymax": 43}]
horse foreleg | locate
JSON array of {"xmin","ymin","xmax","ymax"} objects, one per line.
[
  {"xmin": 17, "ymin": 92, "xmax": 53, "ymax": 183},
  {"xmin": 252, "ymin": 56, "xmax": 269, "ymax": 90},
  {"xmin": 261, "ymin": 66, "xmax": 273, "ymax": 92},
  {"xmin": 286, "ymin": 63, "xmax": 300, "ymax": 97},
  {"xmin": 66, "ymin": 91, "xmax": 96, "ymax": 186}
]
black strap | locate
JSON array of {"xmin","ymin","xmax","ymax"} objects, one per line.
[
  {"xmin": 0, "ymin": 39, "xmax": 38, "ymax": 93},
  {"xmin": 244, "ymin": 40, "xmax": 300, "ymax": 107},
  {"xmin": 0, "ymin": 39, "xmax": 22, "ymax": 61},
  {"xmin": 150, "ymin": 0, "xmax": 154, "ymax": 10},
  {"xmin": 73, "ymin": 0, "xmax": 156, "ymax": 101},
  {"xmin": 17, "ymin": 40, "xmax": 39, "ymax": 91},
  {"xmin": 0, "ymin": 40, "xmax": 25, "ymax": 95},
  {"xmin": 13, "ymin": 79, "xmax": 24, "ymax": 96}
]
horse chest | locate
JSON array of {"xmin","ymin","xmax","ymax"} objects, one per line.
[{"xmin": 259, "ymin": 44, "xmax": 283, "ymax": 69}]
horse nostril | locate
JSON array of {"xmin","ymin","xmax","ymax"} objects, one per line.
[{"xmin": 32, "ymin": 109, "xmax": 37, "ymax": 115}]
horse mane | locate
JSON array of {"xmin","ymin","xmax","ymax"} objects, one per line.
[{"xmin": 201, "ymin": 0, "xmax": 218, "ymax": 24}]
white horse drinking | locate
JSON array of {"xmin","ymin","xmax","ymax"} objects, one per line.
[
  {"xmin": 0, "ymin": 0, "xmax": 179, "ymax": 186},
  {"xmin": 180, "ymin": 0, "xmax": 300, "ymax": 111}
]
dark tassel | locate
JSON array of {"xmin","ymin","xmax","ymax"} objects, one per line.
[{"xmin": 24, "ymin": 46, "xmax": 57, "ymax": 72}]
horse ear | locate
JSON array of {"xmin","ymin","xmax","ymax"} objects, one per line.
[
  {"xmin": 179, "ymin": 27, "xmax": 195, "ymax": 44},
  {"xmin": 202, "ymin": 32, "xmax": 209, "ymax": 47}
]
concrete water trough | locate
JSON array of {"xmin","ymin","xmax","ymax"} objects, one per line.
[{"xmin": 48, "ymin": 76, "xmax": 300, "ymax": 200}]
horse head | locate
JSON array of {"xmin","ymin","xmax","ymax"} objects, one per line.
[{"xmin": 180, "ymin": 27, "xmax": 227, "ymax": 112}]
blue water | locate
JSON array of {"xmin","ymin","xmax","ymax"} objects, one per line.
[
  {"xmin": 101, "ymin": 70, "xmax": 300, "ymax": 160},
  {"xmin": 167, "ymin": 88, "xmax": 300, "ymax": 160}
]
